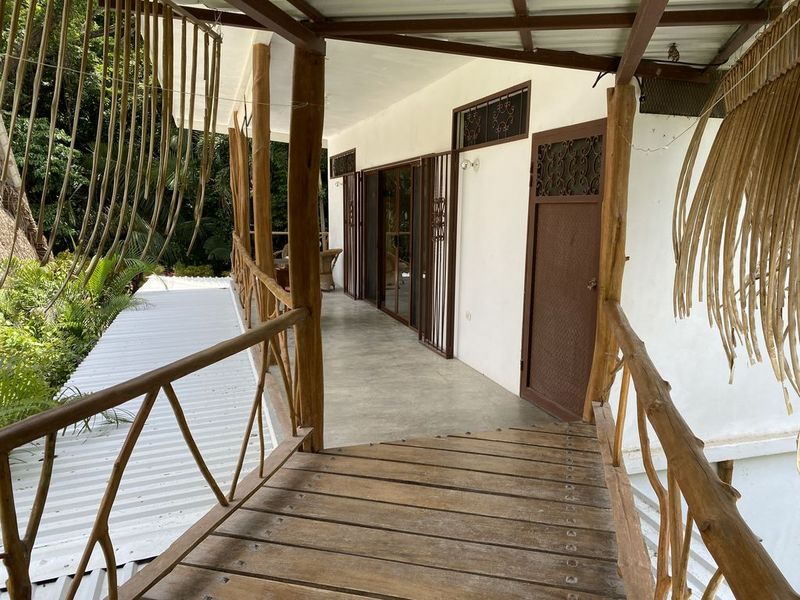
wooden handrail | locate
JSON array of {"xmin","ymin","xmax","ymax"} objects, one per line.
[
  {"xmin": 232, "ymin": 233, "xmax": 294, "ymax": 308},
  {"xmin": 0, "ymin": 304, "xmax": 309, "ymax": 599},
  {"xmin": 605, "ymin": 300, "xmax": 799, "ymax": 599},
  {"xmin": 0, "ymin": 307, "xmax": 308, "ymax": 453}
]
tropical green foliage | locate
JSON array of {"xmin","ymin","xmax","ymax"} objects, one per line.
[
  {"xmin": 0, "ymin": 253, "xmax": 154, "ymax": 427},
  {"xmin": 173, "ymin": 262, "xmax": 214, "ymax": 277}
]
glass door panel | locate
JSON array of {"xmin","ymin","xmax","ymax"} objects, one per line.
[
  {"xmin": 381, "ymin": 166, "xmax": 414, "ymax": 324},
  {"xmin": 383, "ymin": 169, "xmax": 398, "ymax": 316}
]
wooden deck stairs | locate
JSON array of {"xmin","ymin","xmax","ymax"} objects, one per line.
[{"xmin": 129, "ymin": 419, "xmax": 643, "ymax": 599}]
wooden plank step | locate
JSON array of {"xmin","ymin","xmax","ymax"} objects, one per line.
[
  {"xmin": 144, "ymin": 564, "xmax": 361, "ymax": 599},
  {"xmin": 393, "ymin": 435, "xmax": 604, "ymax": 471},
  {"xmin": 292, "ymin": 452, "xmax": 611, "ymax": 508},
  {"xmin": 183, "ymin": 535, "xmax": 619, "ymax": 600},
  {"xmin": 324, "ymin": 442, "xmax": 607, "ymax": 487},
  {"xmin": 216, "ymin": 510, "xmax": 626, "ymax": 597},
  {"xmin": 267, "ymin": 468, "xmax": 617, "ymax": 532},
  {"xmin": 453, "ymin": 428, "xmax": 601, "ymax": 453},
  {"xmin": 245, "ymin": 486, "xmax": 618, "ymax": 560},
  {"xmin": 512, "ymin": 422, "xmax": 599, "ymax": 439}
]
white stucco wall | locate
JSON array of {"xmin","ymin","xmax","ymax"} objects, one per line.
[
  {"xmin": 631, "ymin": 450, "xmax": 800, "ymax": 590},
  {"xmin": 326, "ymin": 57, "xmax": 800, "ymax": 448},
  {"xmin": 328, "ymin": 58, "xmax": 611, "ymax": 392}
]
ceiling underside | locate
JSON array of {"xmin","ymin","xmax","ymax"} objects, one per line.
[
  {"xmin": 267, "ymin": 0, "xmax": 766, "ymax": 66},
  {"xmin": 168, "ymin": 0, "xmax": 778, "ymax": 137}
]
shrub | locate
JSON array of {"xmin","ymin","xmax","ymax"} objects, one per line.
[{"xmin": 173, "ymin": 262, "xmax": 215, "ymax": 277}]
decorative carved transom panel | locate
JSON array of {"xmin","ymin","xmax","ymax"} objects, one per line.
[{"xmin": 535, "ymin": 135, "xmax": 603, "ymax": 197}]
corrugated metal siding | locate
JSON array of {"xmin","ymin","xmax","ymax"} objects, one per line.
[{"xmin": 1, "ymin": 278, "xmax": 272, "ymax": 593}]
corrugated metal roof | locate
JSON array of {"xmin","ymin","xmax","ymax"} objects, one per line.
[
  {"xmin": 266, "ymin": 0, "xmax": 761, "ymax": 64},
  {"xmin": 271, "ymin": 0, "xmax": 760, "ymax": 19},
  {"xmin": 1, "ymin": 278, "xmax": 272, "ymax": 594}
]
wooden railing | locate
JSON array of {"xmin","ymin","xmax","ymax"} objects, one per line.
[
  {"xmin": 0, "ymin": 308, "xmax": 308, "ymax": 600},
  {"xmin": 601, "ymin": 300, "xmax": 799, "ymax": 600},
  {"xmin": 230, "ymin": 232, "xmax": 304, "ymax": 436}
]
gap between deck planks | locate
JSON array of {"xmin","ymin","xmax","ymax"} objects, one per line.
[{"xmin": 143, "ymin": 426, "xmax": 631, "ymax": 599}]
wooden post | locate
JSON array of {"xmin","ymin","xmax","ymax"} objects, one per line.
[
  {"xmin": 583, "ymin": 84, "xmax": 636, "ymax": 422},
  {"xmin": 287, "ymin": 45, "xmax": 325, "ymax": 451},
  {"xmin": 251, "ymin": 44, "xmax": 274, "ymax": 275},
  {"xmin": 231, "ymin": 112, "xmax": 251, "ymax": 257},
  {"xmin": 251, "ymin": 43, "xmax": 274, "ymax": 326}
]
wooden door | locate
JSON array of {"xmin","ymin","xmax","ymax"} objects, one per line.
[{"xmin": 520, "ymin": 119, "xmax": 606, "ymax": 420}]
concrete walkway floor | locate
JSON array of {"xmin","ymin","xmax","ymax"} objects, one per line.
[{"xmin": 321, "ymin": 291, "xmax": 551, "ymax": 447}]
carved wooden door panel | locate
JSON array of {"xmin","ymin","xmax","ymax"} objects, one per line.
[{"xmin": 520, "ymin": 119, "xmax": 606, "ymax": 420}]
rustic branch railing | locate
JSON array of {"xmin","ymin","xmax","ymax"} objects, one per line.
[
  {"xmin": 231, "ymin": 232, "xmax": 302, "ymax": 434},
  {"xmin": 0, "ymin": 307, "xmax": 308, "ymax": 599},
  {"xmin": 601, "ymin": 300, "xmax": 799, "ymax": 600}
]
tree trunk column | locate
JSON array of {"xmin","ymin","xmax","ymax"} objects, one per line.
[
  {"xmin": 287, "ymin": 45, "xmax": 325, "ymax": 451},
  {"xmin": 252, "ymin": 43, "xmax": 274, "ymax": 325},
  {"xmin": 583, "ymin": 84, "xmax": 636, "ymax": 421}
]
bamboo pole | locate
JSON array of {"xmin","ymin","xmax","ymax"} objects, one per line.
[
  {"xmin": 583, "ymin": 84, "xmax": 636, "ymax": 422},
  {"xmin": 287, "ymin": 45, "xmax": 326, "ymax": 452},
  {"xmin": 42, "ymin": 0, "xmax": 95, "ymax": 264},
  {"xmin": 86, "ymin": 0, "xmax": 135, "ymax": 278},
  {"xmin": 119, "ymin": 0, "xmax": 153, "ymax": 261},
  {"xmin": 109, "ymin": 0, "xmax": 143, "ymax": 258},
  {"xmin": 232, "ymin": 112, "xmax": 251, "ymax": 256},
  {"xmin": 36, "ymin": 0, "xmax": 72, "ymax": 258}
]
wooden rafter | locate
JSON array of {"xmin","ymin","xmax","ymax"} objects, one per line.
[
  {"xmin": 330, "ymin": 33, "xmax": 707, "ymax": 82},
  {"xmin": 511, "ymin": 0, "xmax": 534, "ymax": 52},
  {"xmin": 616, "ymin": 0, "xmax": 670, "ymax": 84},
  {"xmin": 305, "ymin": 8, "xmax": 768, "ymax": 36},
  {"xmin": 223, "ymin": 0, "xmax": 324, "ymax": 53},
  {"xmin": 706, "ymin": 0, "xmax": 785, "ymax": 70}
]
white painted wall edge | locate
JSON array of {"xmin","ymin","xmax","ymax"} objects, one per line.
[{"xmin": 623, "ymin": 429, "xmax": 799, "ymax": 474}]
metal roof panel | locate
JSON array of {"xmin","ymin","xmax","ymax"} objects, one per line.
[{"xmin": 1, "ymin": 278, "xmax": 272, "ymax": 591}]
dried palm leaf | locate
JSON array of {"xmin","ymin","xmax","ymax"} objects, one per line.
[{"xmin": 675, "ymin": 0, "xmax": 800, "ymax": 413}]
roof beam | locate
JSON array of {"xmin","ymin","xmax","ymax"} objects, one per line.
[
  {"xmin": 330, "ymin": 34, "xmax": 707, "ymax": 82},
  {"xmin": 616, "ymin": 0, "xmax": 670, "ymax": 84},
  {"xmin": 223, "ymin": 0, "xmax": 325, "ymax": 53},
  {"xmin": 706, "ymin": 0, "xmax": 784, "ymax": 69},
  {"xmin": 284, "ymin": 0, "xmax": 327, "ymax": 23},
  {"xmin": 307, "ymin": 8, "xmax": 768, "ymax": 36},
  {"xmin": 511, "ymin": 0, "xmax": 534, "ymax": 52}
]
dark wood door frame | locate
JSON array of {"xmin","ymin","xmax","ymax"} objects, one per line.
[
  {"xmin": 520, "ymin": 118, "xmax": 607, "ymax": 421},
  {"xmin": 342, "ymin": 171, "xmax": 363, "ymax": 299},
  {"xmin": 362, "ymin": 158, "xmax": 421, "ymax": 328}
]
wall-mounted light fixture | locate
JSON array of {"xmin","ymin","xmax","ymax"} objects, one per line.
[{"xmin": 460, "ymin": 157, "xmax": 480, "ymax": 172}]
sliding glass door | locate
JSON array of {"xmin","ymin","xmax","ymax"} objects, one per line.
[{"xmin": 381, "ymin": 166, "xmax": 413, "ymax": 324}]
